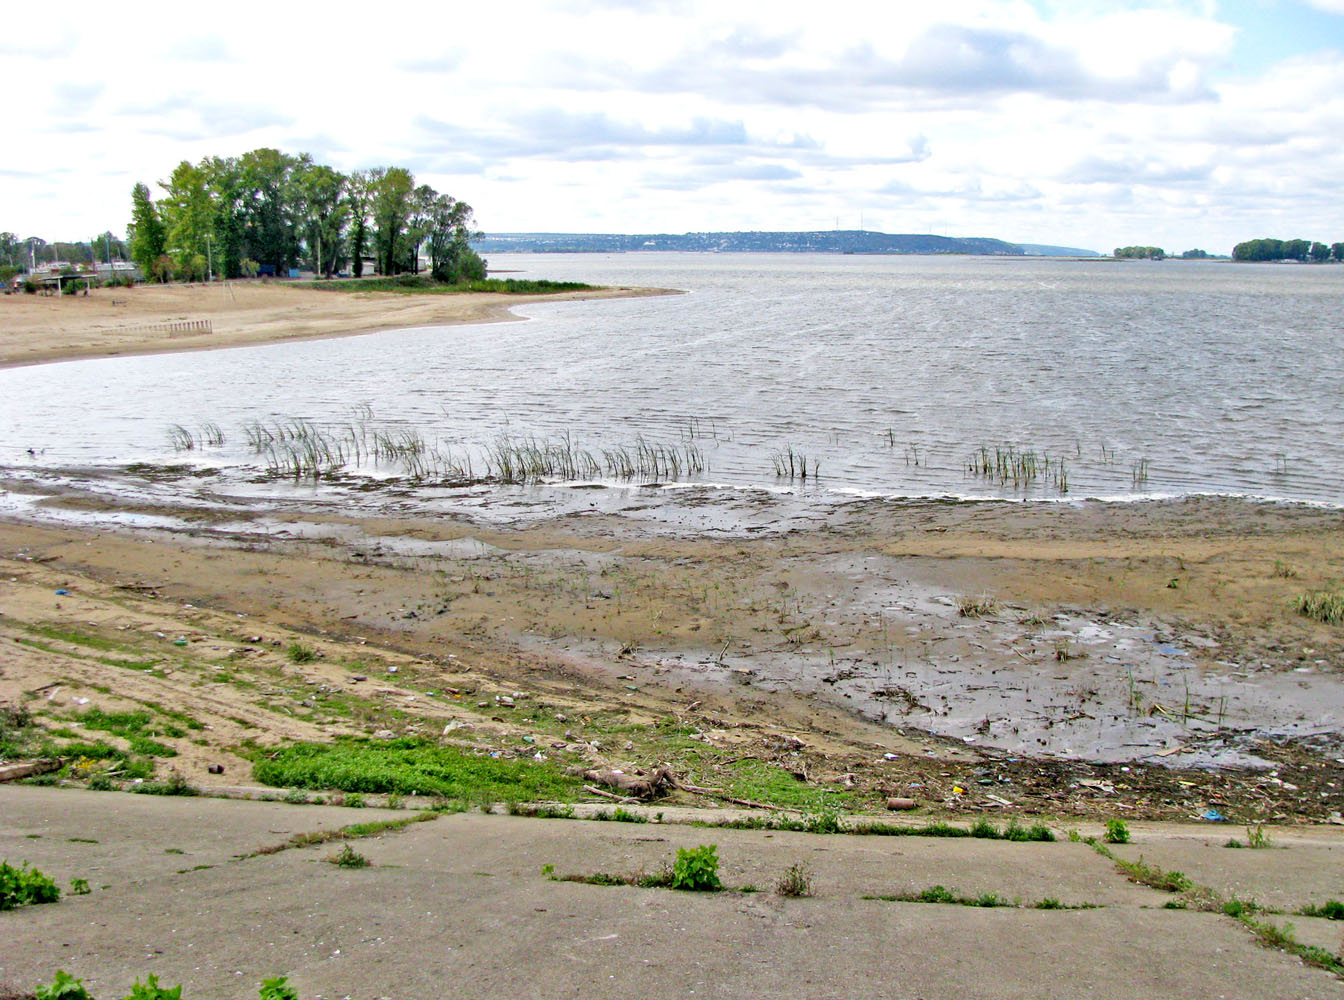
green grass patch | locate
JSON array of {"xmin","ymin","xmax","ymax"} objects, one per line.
[
  {"xmin": 1299, "ymin": 900, "xmax": 1344, "ymax": 920},
  {"xmin": 245, "ymin": 812, "xmax": 439, "ymax": 859},
  {"xmin": 74, "ymin": 708, "xmax": 180, "ymax": 757},
  {"xmin": 723, "ymin": 759, "xmax": 858, "ymax": 813},
  {"xmin": 250, "ymin": 738, "xmax": 582, "ymax": 804}
]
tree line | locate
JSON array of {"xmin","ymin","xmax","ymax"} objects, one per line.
[
  {"xmin": 1232, "ymin": 238, "xmax": 1344, "ymax": 263},
  {"xmin": 127, "ymin": 148, "xmax": 484, "ymax": 283},
  {"xmin": 1113, "ymin": 246, "xmax": 1166, "ymax": 259}
]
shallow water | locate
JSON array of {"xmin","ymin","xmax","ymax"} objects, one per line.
[{"xmin": 2, "ymin": 253, "xmax": 1342, "ymax": 506}]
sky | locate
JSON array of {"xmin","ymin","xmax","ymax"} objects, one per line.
[{"xmin": 3, "ymin": 0, "xmax": 1342, "ymax": 255}]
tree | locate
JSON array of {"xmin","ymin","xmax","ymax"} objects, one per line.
[
  {"xmin": 1284, "ymin": 238, "xmax": 1311, "ymax": 261},
  {"xmin": 128, "ymin": 183, "xmax": 167, "ymax": 280},
  {"xmin": 159, "ymin": 160, "xmax": 217, "ymax": 279},
  {"xmin": 1309, "ymin": 241, "xmax": 1330, "ymax": 263},
  {"xmin": 427, "ymin": 194, "xmax": 485, "ymax": 282},
  {"xmin": 1180, "ymin": 249, "xmax": 1209, "ymax": 259},
  {"xmin": 1333, "ymin": 243, "xmax": 1344, "ymax": 263},
  {"xmin": 346, "ymin": 169, "xmax": 372, "ymax": 277},
  {"xmin": 405, "ymin": 184, "xmax": 438, "ymax": 275},
  {"xmin": 369, "ymin": 166, "xmax": 415, "ymax": 275},
  {"xmin": 203, "ymin": 156, "xmax": 245, "ymax": 279},
  {"xmin": 291, "ymin": 161, "xmax": 347, "ymax": 277},
  {"xmin": 1114, "ymin": 246, "xmax": 1165, "ymax": 260},
  {"xmin": 238, "ymin": 148, "xmax": 301, "ymax": 273}
]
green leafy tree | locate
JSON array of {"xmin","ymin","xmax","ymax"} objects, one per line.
[
  {"xmin": 369, "ymin": 166, "xmax": 415, "ymax": 275},
  {"xmin": 239, "ymin": 148, "xmax": 301, "ymax": 273},
  {"xmin": 1310, "ymin": 241, "xmax": 1330, "ymax": 262},
  {"xmin": 159, "ymin": 160, "xmax": 217, "ymax": 279},
  {"xmin": 346, "ymin": 168, "xmax": 372, "ymax": 277},
  {"xmin": 292, "ymin": 161, "xmax": 348, "ymax": 277},
  {"xmin": 203, "ymin": 155, "xmax": 246, "ymax": 279},
  {"xmin": 128, "ymin": 183, "xmax": 167, "ymax": 279},
  {"xmin": 428, "ymin": 194, "xmax": 485, "ymax": 282},
  {"xmin": 1333, "ymin": 242, "xmax": 1344, "ymax": 262}
]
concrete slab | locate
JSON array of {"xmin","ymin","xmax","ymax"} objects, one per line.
[{"xmin": 2, "ymin": 788, "xmax": 1342, "ymax": 1000}]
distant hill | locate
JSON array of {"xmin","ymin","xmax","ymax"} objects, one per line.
[
  {"xmin": 1016, "ymin": 243, "xmax": 1102, "ymax": 257},
  {"xmin": 473, "ymin": 230, "xmax": 1025, "ymax": 256}
]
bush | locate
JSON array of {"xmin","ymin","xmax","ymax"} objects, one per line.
[
  {"xmin": 671, "ymin": 844, "xmax": 722, "ymax": 892},
  {"xmin": 1104, "ymin": 819, "xmax": 1130, "ymax": 844},
  {"xmin": 0, "ymin": 861, "xmax": 61, "ymax": 910},
  {"xmin": 124, "ymin": 975, "xmax": 182, "ymax": 1000}
]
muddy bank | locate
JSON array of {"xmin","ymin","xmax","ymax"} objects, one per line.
[{"xmin": 1, "ymin": 476, "xmax": 1342, "ymax": 821}]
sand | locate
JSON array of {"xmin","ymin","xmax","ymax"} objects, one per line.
[{"xmin": 0, "ymin": 279, "xmax": 674, "ymax": 369}]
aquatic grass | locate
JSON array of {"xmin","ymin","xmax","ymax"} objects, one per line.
[
  {"xmin": 770, "ymin": 445, "xmax": 819, "ymax": 480},
  {"xmin": 966, "ymin": 444, "xmax": 1068, "ymax": 493}
]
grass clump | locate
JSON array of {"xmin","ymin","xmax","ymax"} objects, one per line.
[
  {"xmin": 251, "ymin": 738, "xmax": 581, "ymax": 804},
  {"xmin": 1115, "ymin": 855, "xmax": 1193, "ymax": 894},
  {"xmin": 1294, "ymin": 590, "xmax": 1344, "ymax": 624},
  {"xmin": 285, "ymin": 641, "xmax": 318, "ymax": 664},
  {"xmin": 957, "ymin": 594, "xmax": 998, "ymax": 618},
  {"xmin": 0, "ymin": 860, "xmax": 61, "ymax": 910}
]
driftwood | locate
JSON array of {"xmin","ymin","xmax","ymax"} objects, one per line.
[
  {"xmin": 579, "ymin": 765, "xmax": 676, "ymax": 800},
  {"xmin": 583, "ymin": 785, "xmax": 640, "ymax": 803},
  {"xmin": 673, "ymin": 779, "xmax": 794, "ymax": 812},
  {"xmin": 0, "ymin": 759, "xmax": 63, "ymax": 783}
]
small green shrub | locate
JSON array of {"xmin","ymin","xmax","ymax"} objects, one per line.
[
  {"xmin": 35, "ymin": 971, "xmax": 91, "ymax": 1000},
  {"xmin": 610, "ymin": 807, "xmax": 647, "ymax": 823},
  {"xmin": 775, "ymin": 863, "xmax": 813, "ymax": 898},
  {"xmin": 671, "ymin": 844, "xmax": 722, "ymax": 892},
  {"xmin": 1245, "ymin": 824, "xmax": 1273, "ymax": 849},
  {"xmin": 68, "ymin": 878, "xmax": 90, "ymax": 896},
  {"xmin": 125, "ymin": 974, "xmax": 183, "ymax": 1000},
  {"xmin": 0, "ymin": 860, "xmax": 61, "ymax": 910},
  {"xmin": 258, "ymin": 978, "xmax": 299, "ymax": 1000},
  {"xmin": 1104, "ymin": 819, "xmax": 1130, "ymax": 844}
]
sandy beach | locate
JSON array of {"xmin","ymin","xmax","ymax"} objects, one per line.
[{"xmin": 0, "ymin": 279, "xmax": 674, "ymax": 369}]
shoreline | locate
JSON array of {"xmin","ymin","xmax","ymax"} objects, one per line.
[
  {"xmin": 0, "ymin": 280, "xmax": 680, "ymax": 370},
  {"xmin": 1, "ymin": 475, "xmax": 1341, "ymax": 822}
]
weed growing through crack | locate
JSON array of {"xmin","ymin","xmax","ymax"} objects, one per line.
[
  {"xmin": 1294, "ymin": 590, "xmax": 1344, "ymax": 625},
  {"xmin": 285, "ymin": 642, "xmax": 318, "ymax": 665},
  {"xmin": 957, "ymin": 594, "xmax": 998, "ymax": 618},
  {"xmin": 1104, "ymin": 819, "xmax": 1130, "ymax": 844},
  {"xmin": 1298, "ymin": 900, "xmax": 1344, "ymax": 920},
  {"xmin": 328, "ymin": 844, "xmax": 369, "ymax": 868},
  {"xmin": 671, "ymin": 844, "xmax": 722, "ymax": 892},
  {"xmin": 776, "ymin": 863, "xmax": 814, "ymax": 898}
]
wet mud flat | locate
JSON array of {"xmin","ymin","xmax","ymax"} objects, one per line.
[{"xmin": 1, "ymin": 464, "xmax": 1342, "ymax": 821}]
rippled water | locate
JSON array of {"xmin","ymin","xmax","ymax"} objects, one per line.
[{"xmin": 2, "ymin": 253, "xmax": 1342, "ymax": 504}]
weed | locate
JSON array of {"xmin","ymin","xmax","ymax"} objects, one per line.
[
  {"xmin": 1298, "ymin": 900, "xmax": 1344, "ymax": 920},
  {"xmin": 957, "ymin": 594, "xmax": 998, "ymax": 618},
  {"xmin": 0, "ymin": 861, "xmax": 61, "ymax": 910},
  {"xmin": 610, "ymin": 807, "xmax": 647, "ymax": 824},
  {"xmin": 671, "ymin": 844, "xmax": 722, "ymax": 892},
  {"xmin": 1222, "ymin": 897, "xmax": 1263, "ymax": 919},
  {"xmin": 917, "ymin": 885, "xmax": 956, "ymax": 903},
  {"xmin": 68, "ymin": 878, "xmax": 90, "ymax": 896},
  {"xmin": 285, "ymin": 642, "xmax": 318, "ymax": 664},
  {"xmin": 1294, "ymin": 590, "xmax": 1344, "ymax": 625},
  {"xmin": 329, "ymin": 844, "xmax": 369, "ymax": 868},
  {"xmin": 1115, "ymin": 856, "xmax": 1192, "ymax": 894},
  {"xmin": 1104, "ymin": 819, "xmax": 1130, "ymax": 844},
  {"xmin": 125, "ymin": 975, "xmax": 182, "ymax": 1000},
  {"xmin": 1245, "ymin": 824, "xmax": 1273, "ymax": 849},
  {"xmin": 283, "ymin": 789, "xmax": 311, "ymax": 805},
  {"xmin": 775, "ymin": 863, "xmax": 814, "ymax": 898},
  {"xmin": 1271, "ymin": 560, "xmax": 1297, "ymax": 579},
  {"xmin": 343, "ymin": 793, "xmax": 365, "ymax": 809},
  {"xmin": 34, "ymin": 972, "xmax": 91, "ymax": 1000},
  {"xmin": 131, "ymin": 773, "xmax": 197, "ymax": 797},
  {"xmin": 258, "ymin": 978, "xmax": 299, "ymax": 1000}
]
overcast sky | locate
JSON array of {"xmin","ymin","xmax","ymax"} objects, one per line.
[{"xmin": 5, "ymin": 0, "xmax": 1342, "ymax": 254}]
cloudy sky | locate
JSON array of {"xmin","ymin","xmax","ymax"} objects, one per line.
[{"xmin": 5, "ymin": 0, "xmax": 1342, "ymax": 254}]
